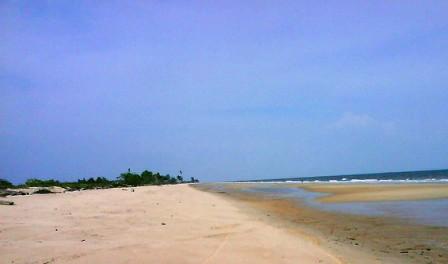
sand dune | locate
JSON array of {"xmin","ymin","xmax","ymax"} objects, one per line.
[{"xmin": 0, "ymin": 185, "xmax": 339, "ymax": 264}]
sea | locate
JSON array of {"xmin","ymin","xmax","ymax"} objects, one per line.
[
  {"xmin": 234, "ymin": 169, "xmax": 448, "ymax": 227},
  {"xmin": 243, "ymin": 169, "xmax": 448, "ymax": 183}
]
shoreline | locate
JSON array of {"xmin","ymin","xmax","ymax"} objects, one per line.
[
  {"xmin": 0, "ymin": 184, "xmax": 340, "ymax": 264},
  {"xmin": 3, "ymin": 183, "xmax": 447, "ymax": 263},
  {"xmin": 299, "ymin": 183, "xmax": 448, "ymax": 203},
  {"xmin": 196, "ymin": 183, "xmax": 448, "ymax": 264}
]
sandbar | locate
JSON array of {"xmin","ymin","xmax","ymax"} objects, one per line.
[{"xmin": 300, "ymin": 183, "xmax": 448, "ymax": 203}]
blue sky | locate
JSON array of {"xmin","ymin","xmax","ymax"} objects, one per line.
[{"xmin": 1, "ymin": 1, "xmax": 447, "ymax": 184}]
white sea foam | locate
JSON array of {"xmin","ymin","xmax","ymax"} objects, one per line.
[{"xmin": 233, "ymin": 178, "xmax": 448, "ymax": 184}]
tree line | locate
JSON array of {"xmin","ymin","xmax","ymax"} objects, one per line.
[{"xmin": 0, "ymin": 169, "xmax": 199, "ymax": 190}]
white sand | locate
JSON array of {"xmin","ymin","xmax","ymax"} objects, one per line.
[{"xmin": 0, "ymin": 185, "xmax": 340, "ymax": 264}]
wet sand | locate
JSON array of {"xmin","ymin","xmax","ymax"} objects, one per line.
[
  {"xmin": 300, "ymin": 183, "xmax": 448, "ymax": 203},
  {"xmin": 196, "ymin": 183, "xmax": 448, "ymax": 264},
  {"xmin": 0, "ymin": 185, "xmax": 339, "ymax": 264}
]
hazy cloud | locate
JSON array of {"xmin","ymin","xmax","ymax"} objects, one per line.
[{"xmin": 331, "ymin": 112, "xmax": 396, "ymax": 133}]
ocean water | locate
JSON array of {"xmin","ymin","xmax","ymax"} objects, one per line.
[
  {"xmin": 230, "ymin": 169, "xmax": 448, "ymax": 227},
  {"xmin": 242, "ymin": 185, "xmax": 448, "ymax": 227},
  {"xmin": 243, "ymin": 169, "xmax": 448, "ymax": 183}
]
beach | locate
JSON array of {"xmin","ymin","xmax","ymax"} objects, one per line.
[
  {"xmin": 2, "ymin": 183, "xmax": 447, "ymax": 264},
  {"xmin": 198, "ymin": 182, "xmax": 448, "ymax": 264},
  {"xmin": 0, "ymin": 184, "xmax": 339, "ymax": 264}
]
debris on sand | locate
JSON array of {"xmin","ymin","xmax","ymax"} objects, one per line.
[{"xmin": 0, "ymin": 200, "xmax": 14, "ymax": 205}]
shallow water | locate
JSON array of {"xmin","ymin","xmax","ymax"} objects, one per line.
[{"xmin": 243, "ymin": 185, "xmax": 448, "ymax": 227}]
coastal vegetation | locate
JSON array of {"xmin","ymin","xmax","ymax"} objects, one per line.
[
  {"xmin": 0, "ymin": 169, "xmax": 199, "ymax": 191},
  {"xmin": 0, "ymin": 179, "xmax": 13, "ymax": 189}
]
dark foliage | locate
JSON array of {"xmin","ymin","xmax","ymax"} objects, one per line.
[
  {"xmin": 25, "ymin": 178, "xmax": 60, "ymax": 187},
  {"xmin": 190, "ymin": 177, "xmax": 200, "ymax": 183},
  {"xmin": 6, "ymin": 169, "xmax": 198, "ymax": 190},
  {"xmin": 117, "ymin": 171, "xmax": 184, "ymax": 186},
  {"xmin": 0, "ymin": 178, "xmax": 13, "ymax": 189},
  {"xmin": 118, "ymin": 172, "xmax": 142, "ymax": 186}
]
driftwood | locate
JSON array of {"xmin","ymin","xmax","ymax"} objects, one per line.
[{"xmin": 0, "ymin": 200, "xmax": 14, "ymax": 205}]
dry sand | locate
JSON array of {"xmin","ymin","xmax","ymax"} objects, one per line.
[
  {"xmin": 300, "ymin": 183, "xmax": 448, "ymax": 203},
  {"xmin": 0, "ymin": 184, "xmax": 340, "ymax": 264}
]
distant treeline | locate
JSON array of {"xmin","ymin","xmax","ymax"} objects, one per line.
[{"xmin": 0, "ymin": 170, "xmax": 199, "ymax": 190}]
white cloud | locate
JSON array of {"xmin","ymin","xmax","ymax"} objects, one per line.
[{"xmin": 331, "ymin": 112, "xmax": 396, "ymax": 133}]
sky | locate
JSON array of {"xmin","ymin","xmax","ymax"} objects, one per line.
[{"xmin": 1, "ymin": 1, "xmax": 448, "ymax": 184}]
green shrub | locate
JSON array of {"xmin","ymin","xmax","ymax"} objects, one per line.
[
  {"xmin": 25, "ymin": 178, "xmax": 60, "ymax": 187},
  {"xmin": 19, "ymin": 169, "xmax": 198, "ymax": 189},
  {"xmin": 0, "ymin": 179, "xmax": 13, "ymax": 189},
  {"xmin": 118, "ymin": 172, "xmax": 142, "ymax": 186}
]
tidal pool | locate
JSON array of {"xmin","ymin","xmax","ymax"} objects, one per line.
[{"xmin": 243, "ymin": 185, "xmax": 448, "ymax": 227}]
